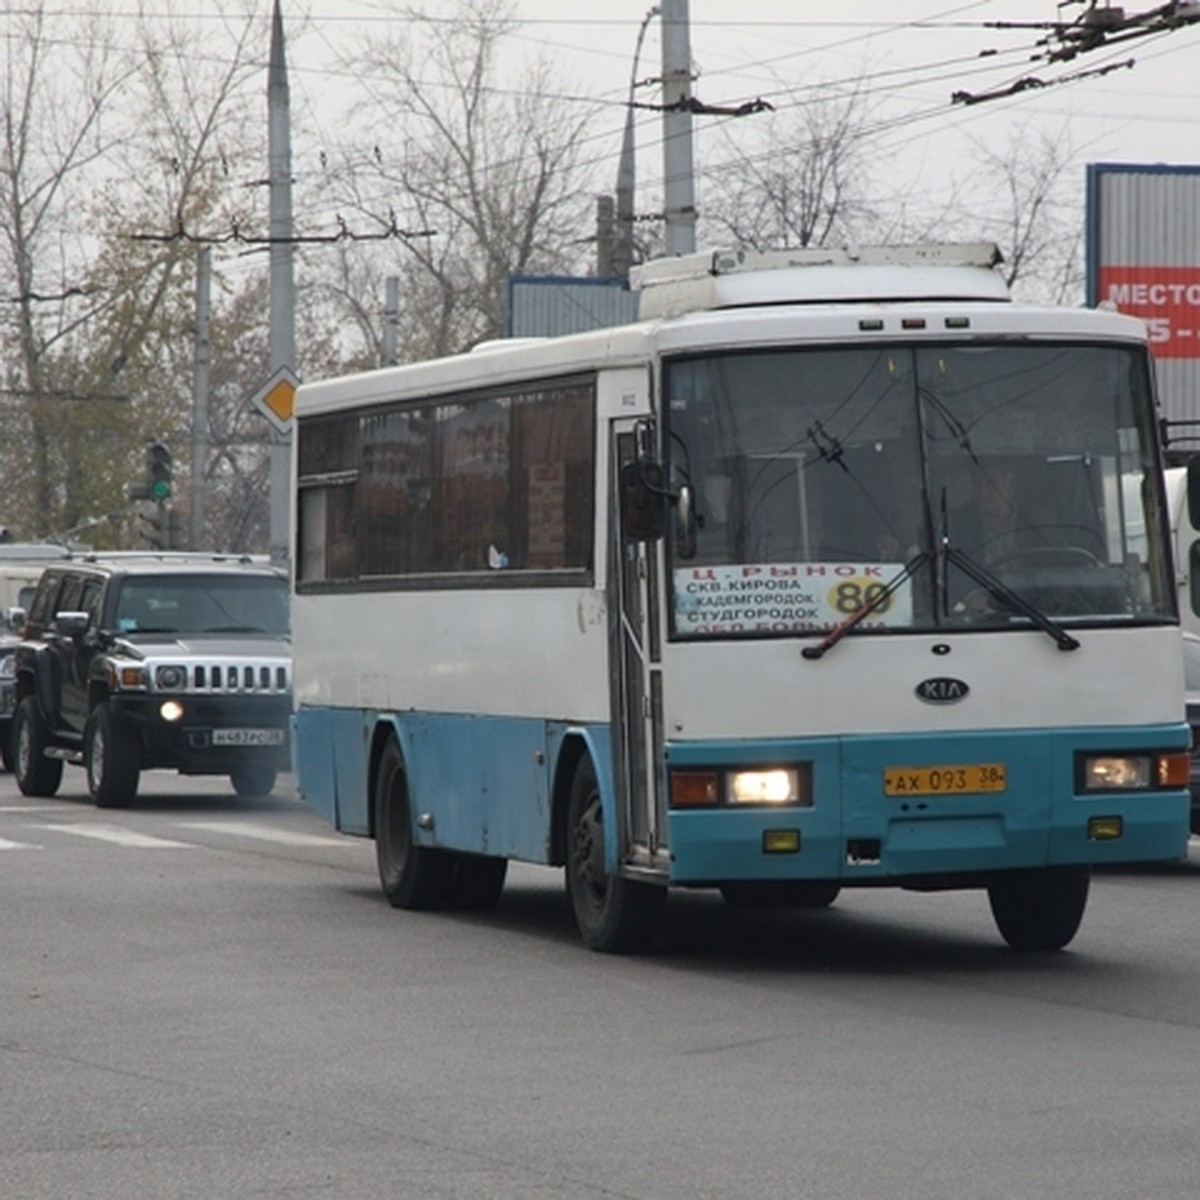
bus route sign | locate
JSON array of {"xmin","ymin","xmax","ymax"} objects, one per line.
[{"xmin": 673, "ymin": 561, "xmax": 913, "ymax": 637}]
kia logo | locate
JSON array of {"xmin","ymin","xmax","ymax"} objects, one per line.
[{"xmin": 915, "ymin": 677, "xmax": 969, "ymax": 704}]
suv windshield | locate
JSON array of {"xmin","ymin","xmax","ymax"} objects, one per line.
[
  {"xmin": 666, "ymin": 342, "xmax": 1173, "ymax": 640},
  {"xmin": 112, "ymin": 575, "xmax": 290, "ymax": 637}
]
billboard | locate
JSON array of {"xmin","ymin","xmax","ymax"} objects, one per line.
[
  {"xmin": 504, "ymin": 275, "xmax": 638, "ymax": 338},
  {"xmin": 1087, "ymin": 163, "xmax": 1200, "ymax": 449}
]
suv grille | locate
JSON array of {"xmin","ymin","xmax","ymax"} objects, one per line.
[{"xmin": 159, "ymin": 661, "xmax": 291, "ymax": 694}]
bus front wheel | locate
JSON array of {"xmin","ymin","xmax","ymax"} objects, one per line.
[
  {"xmin": 374, "ymin": 738, "xmax": 453, "ymax": 909},
  {"xmin": 565, "ymin": 755, "xmax": 664, "ymax": 953},
  {"xmin": 987, "ymin": 866, "xmax": 1090, "ymax": 952}
]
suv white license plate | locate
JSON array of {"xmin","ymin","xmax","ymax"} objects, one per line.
[{"xmin": 212, "ymin": 728, "xmax": 285, "ymax": 747}]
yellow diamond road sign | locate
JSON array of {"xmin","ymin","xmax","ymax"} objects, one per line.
[{"xmin": 250, "ymin": 366, "xmax": 299, "ymax": 434}]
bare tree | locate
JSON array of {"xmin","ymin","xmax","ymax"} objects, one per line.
[
  {"xmin": 0, "ymin": 1, "xmax": 276, "ymax": 546},
  {"xmin": 701, "ymin": 83, "xmax": 885, "ymax": 251},
  {"xmin": 955, "ymin": 122, "xmax": 1085, "ymax": 304},
  {"xmin": 319, "ymin": 0, "xmax": 598, "ymax": 360},
  {"xmin": 0, "ymin": 2, "xmax": 141, "ymax": 537}
]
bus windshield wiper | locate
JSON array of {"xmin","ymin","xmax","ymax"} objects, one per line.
[
  {"xmin": 802, "ymin": 551, "xmax": 931, "ymax": 660},
  {"xmin": 944, "ymin": 545, "xmax": 1080, "ymax": 651}
]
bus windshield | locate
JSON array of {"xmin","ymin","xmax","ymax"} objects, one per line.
[{"xmin": 665, "ymin": 342, "xmax": 1173, "ymax": 640}]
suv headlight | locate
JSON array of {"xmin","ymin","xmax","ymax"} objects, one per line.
[
  {"xmin": 0, "ymin": 649, "xmax": 14, "ymax": 680},
  {"xmin": 155, "ymin": 664, "xmax": 188, "ymax": 691}
]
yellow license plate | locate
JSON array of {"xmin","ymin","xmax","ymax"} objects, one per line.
[{"xmin": 884, "ymin": 763, "xmax": 1007, "ymax": 796}]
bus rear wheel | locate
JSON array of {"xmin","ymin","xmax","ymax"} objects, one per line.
[
  {"xmin": 374, "ymin": 738, "xmax": 453, "ymax": 909},
  {"xmin": 987, "ymin": 866, "xmax": 1090, "ymax": 952},
  {"xmin": 565, "ymin": 754, "xmax": 664, "ymax": 953}
]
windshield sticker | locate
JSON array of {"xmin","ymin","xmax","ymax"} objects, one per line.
[{"xmin": 673, "ymin": 562, "xmax": 913, "ymax": 637}]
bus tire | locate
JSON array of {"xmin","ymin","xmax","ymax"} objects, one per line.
[
  {"xmin": 374, "ymin": 738, "xmax": 453, "ymax": 910},
  {"xmin": 720, "ymin": 881, "xmax": 841, "ymax": 909},
  {"xmin": 448, "ymin": 854, "xmax": 508, "ymax": 911},
  {"xmin": 85, "ymin": 702, "xmax": 140, "ymax": 809},
  {"xmin": 14, "ymin": 696, "xmax": 63, "ymax": 798},
  {"xmin": 565, "ymin": 754, "xmax": 664, "ymax": 953},
  {"xmin": 987, "ymin": 866, "xmax": 1090, "ymax": 952}
]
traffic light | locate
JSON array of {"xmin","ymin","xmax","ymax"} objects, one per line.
[
  {"xmin": 166, "ymin": 508, "xmax": 185, "ymax": 550},
  {"xmin": 146, "ymin": 442, "xmax": 173, "ymax": 500},
  {"xmin": 140, "ymin": 507, "xmax": 167, "ymax": 549}
]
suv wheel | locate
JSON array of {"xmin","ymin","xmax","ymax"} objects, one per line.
[
  {"xmin": 14, "ymin": 696, "xmax": 63, "ymax": 797},
  {"xmin": 85, "ymin": 702, "xmax": 140, "ymax": 808}
]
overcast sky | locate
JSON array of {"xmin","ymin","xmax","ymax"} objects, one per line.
[{"xmin": 257, "ymin": 0, "xmax": 1200, "ymax": 249}]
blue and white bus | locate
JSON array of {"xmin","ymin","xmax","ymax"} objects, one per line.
[{"xmin": 291, "ymin": 243, "xmax": 1190, "ymax": 953}]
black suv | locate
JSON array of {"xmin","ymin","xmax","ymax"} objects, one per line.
[{"xmin": 12, "ymin": 555, "xmax": 292, "ymax": 807}]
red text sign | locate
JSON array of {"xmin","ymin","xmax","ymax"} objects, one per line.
[{"xmin": 1099, "ymin": 266, "xmax": 1200, "ymax": 359}]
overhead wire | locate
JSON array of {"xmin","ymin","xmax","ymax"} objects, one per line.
[{"xmin": 12, "ymin": 4, "xmax": 1200, "ymax": 256}]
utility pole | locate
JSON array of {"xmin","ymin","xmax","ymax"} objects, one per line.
[
  {"xmin": 596, "ymin": 195, "xmax": 615, "ymax": 277},
  {"xmin": 382, "ymin": 277, "xmax": 400, "ymax": 366},
  {"xmin": 660, "ymin": 0, "xmax": 696, "ymax": 256},
  {"xmin": 614, "ymin": 4, "xmax": 660, "ymax": 278},
  {"xmin": 267, "ymin": 0, "xmax": 295, "ymax": 565},
  {"xmin": 191, "ymin": 246, "xmax": 211, "ymax": 551}
]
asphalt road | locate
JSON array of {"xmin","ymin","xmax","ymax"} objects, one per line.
[{"xmin": 2, "ymin": 766, "xmax": 1199, "ymax": 1200}]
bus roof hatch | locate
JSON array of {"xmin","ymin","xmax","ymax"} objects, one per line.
[{"xmin": 631, "ymin": 243, "xmax": 1009, "ymax": 319}]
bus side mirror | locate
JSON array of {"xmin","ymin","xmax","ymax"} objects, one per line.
[
  {"xmin": 1187, "ymin": 456, "xmax": 1200, "ymax": 530},
  {"xmin": 620, "ymin": 461, "xmax": 667, "ymax": 542},
  {"xmin": 674, "ymin": 483, "xmax": 697, "ymax": 561}
]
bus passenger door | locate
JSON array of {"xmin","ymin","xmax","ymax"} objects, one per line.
[{"xmin": 611, "ymin": 421, "xmax": 666, "ymax": 871}]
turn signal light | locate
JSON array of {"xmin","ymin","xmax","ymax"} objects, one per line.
[
  {"xmin": 670, "ymin": 770, "xmax": 720, "ymax": 807},
  {"xmin": 1157, "ymin": 752, "xmax": 1190, "ymax": 789}
]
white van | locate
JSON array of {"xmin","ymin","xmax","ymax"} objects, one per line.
[{"xmin": 1166, "ymin": 467, "xmax": 1200, "ymax": 637}]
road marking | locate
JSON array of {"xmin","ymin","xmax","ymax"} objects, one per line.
[
  {"xmin": 0, "ymin": 806, "xmax": 81, "ymax": 814},
  {"xmin": 174, "ymin": 820, "xmax": 352, "ymax": 848},
  {"xmin": 46, "ymin": 824, "xmax": 195, "ymax": 849},
  {"xmin": 0, "ymin": 837, "xmax": 43, "ymax": 850}
]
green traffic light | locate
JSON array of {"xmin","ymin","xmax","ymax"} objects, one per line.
[{"xmin": 146, "ymin": 440, "xmax": 173, "ymax": 501}]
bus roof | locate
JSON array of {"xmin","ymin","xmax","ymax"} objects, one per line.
[
  {"xmin": 631, "ymin": 243, "xmax": 1011, "ymax": 318},
  {"xmin": 294, "ymin": 245, "xmax": 1150, "ymax": 418}
]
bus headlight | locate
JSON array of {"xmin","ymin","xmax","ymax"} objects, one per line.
[
  {"xmin": 729, "ymin": 768, "xmax": 800, "ymax": 805},
  {"xmin": 670, "ymin": 765, "xmax": 811, "ymax": 808},
  {"xmin": 1083, "ymin": 755, "xmax": 1151, "ymax": 790},
  {"xmin": 1081, "ymin": 752, "xmax": 1189, "ymax": 791}
]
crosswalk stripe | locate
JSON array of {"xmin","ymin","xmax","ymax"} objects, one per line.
[
  {"xmin": 0, "ymin": 806, "xmax": 79, "ymax": 814},
  {"xmin": 47, "ymin": 824, "xmax": 195, "ymax": 849},
  {"xmin": 173, "ymin": 820, "xmax": 351, "ymax": 848}
]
